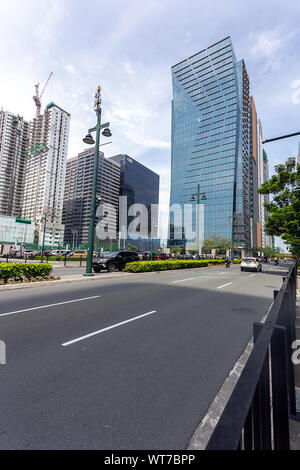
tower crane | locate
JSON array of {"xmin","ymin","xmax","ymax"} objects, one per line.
[{"xmin": 33, "ymin": 71, "xmax": 53, "ymax": 117}]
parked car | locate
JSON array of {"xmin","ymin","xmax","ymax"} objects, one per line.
[
  {"xmin": 23, "ymin": 251, "xmax": 35, "ymax": 259},
  {"xmin": 240, "ymin": 257, "xmax": 262, "ymax": 272},
  {"xmin": 137, "ymin": 251, "xmax": 152, "ymax": 261},
  {"xmin": 69, "ymin": 250, "xmax": 87, "ymax": 258},
  {"xmin": 92, "ymin": 251, "xmax": 140, "ymax": 273},
  {"xmin": 154, "ymin": 252, "xmax": 168, "ymax": 260}
]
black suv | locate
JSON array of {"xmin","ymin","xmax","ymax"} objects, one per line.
[{"xmin": 92, "ymin": 251, "xmax": 140, "ymax": 273}]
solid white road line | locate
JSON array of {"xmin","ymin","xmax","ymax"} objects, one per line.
[
  {"xmin": 0, "ymin": 296, "xmax": 101, "ymax": 318},
  {"xmin": 249, "ymin": 274, "xmax": 255, "ymax": 278},
  {"xmin": 217, "ymin": 282, "xmax": 233, "ymax": 289},
  {"xmin": 62, "ymin": 310, "xmax": 157, "ymax": 347},
  {"xmin": 173, "ymin": 278, "xmax": 195, "ymax": 283}
]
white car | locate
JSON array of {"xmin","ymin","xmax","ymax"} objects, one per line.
[{"xmin": 240, "ymin": 257, "xmax": 262, "ymax": 272}]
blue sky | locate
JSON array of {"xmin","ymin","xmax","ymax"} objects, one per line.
[{"xmin": 0, "ymin": 0, "xmax": 299, "ymax": 247}]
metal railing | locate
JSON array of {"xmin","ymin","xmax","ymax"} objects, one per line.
[
  {"xmin": 0, "ymin": 255, "xmax": 85, "ymax": 266},
  {"xmin": 206, "ymin": 262, "xmax": 299, "ymax": 450}
]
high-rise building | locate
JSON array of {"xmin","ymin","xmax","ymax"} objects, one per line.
[
  {"xmin": 249, "ymin": 98, "xmax": 271, "ymax": 249},
  {"xmin": 168, "ymin": 37, "xmax": 252, "ymax": 252},
  {"xmin": 22, "ymin": 102, "xmax": 70, "ymax": 246},
  {"xmin": 0, "ymin": 110, "xmax": 29, "ymax": 217},
  {"xmin": 62, "ymin": 149, "xmax": 120, "ymax": 247},
  {"xmin": 108, "ymin": 154, "xmax": 160, "ymax": 245}
]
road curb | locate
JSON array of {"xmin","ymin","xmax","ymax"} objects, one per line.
[{"xmin": 0, "ymin": 272, "xmax": 135, "ymax": 291}]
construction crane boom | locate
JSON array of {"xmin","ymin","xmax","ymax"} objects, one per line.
[{"xmin": 33, "ymin": 72, "xmax": 53, "ymax": 118}]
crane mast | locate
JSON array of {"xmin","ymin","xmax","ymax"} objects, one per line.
[{"xmin": 33, "ymin": 72, "xmax": 53, "ymax": 117}]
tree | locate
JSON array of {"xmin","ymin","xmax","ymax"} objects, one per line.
[
  {"xmin": 202, "ymin": 236, "xmax": 231, "ymax": 254},
  {"xmin": 188, "ymin": 249, "xmax": 197, "ymax": 256},
  {"xmin": 170, "ymin": 246, "xmax": 182, "ymax": 255},
  {"xmin": 127, "ymin": 244, "xmax": 137, "ymax": 251},
  {"xmin": 250, "ymin": 246, "xmax": 275, "ymax": 257},
  {"xmin": 258, "ymin": 157, "xmax": 300, "ymax": 258}
]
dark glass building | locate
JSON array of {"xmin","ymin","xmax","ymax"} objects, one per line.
[{"xmin": 108, "ymin": 154, "xmax": 160, "ymax": 244}]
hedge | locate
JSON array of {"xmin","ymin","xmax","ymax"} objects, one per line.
[
  {"xmin": 126, "ymin": 259, "xmax": 220, "ymax": 273},
  {"xmin": 125, "ymin": 258, "xmax": 242, "ymax": 273},
  {"xmin": 0, "ymin": 262, "xmax": 53, "ymax": 282}
]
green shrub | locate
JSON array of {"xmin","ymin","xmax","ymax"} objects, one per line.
[
  {"xmin": 0, "ymin": 262, "xmax": 53, "ymax": 282},
  {"xmin": 125, "ymin": 259, "xmax": 210, "ymax": 272}
]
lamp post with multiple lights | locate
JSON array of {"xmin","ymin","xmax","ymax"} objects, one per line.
[
  {"xmin": 190, "ymin": 184, "xmax": 207, "ymax": 259},
  {"xmin": 82, "ymin": 86, "xmax": 112, "ymax": 276}
]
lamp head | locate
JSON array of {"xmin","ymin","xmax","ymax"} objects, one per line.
[
  {"xmin": 102, "ymin": 127, "xmax": 112, "ymax": 137},
  {"xmin": 83, "ymin": 133, "xmax": 95, "ymax": 145}
]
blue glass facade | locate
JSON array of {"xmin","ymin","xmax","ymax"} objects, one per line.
[{"xmin": 168, "ymin": 37, "xmax": 251, "ymax": 250}]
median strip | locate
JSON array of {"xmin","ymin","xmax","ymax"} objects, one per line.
[
  {"xmin": 0, "ymin": 296, "xmax": 101, "ymax": 318},
  {"xmin": 217, "ymin": 282, "xmax": 233, "ymax": 289},
  {"xmin": 62, "ymin": 310, "xmax": 157, "ymax": 347}
]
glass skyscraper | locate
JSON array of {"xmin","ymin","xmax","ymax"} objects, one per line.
[{"xmin": 168, "ymin": 37, "xmax": 251, "ymax": 252}]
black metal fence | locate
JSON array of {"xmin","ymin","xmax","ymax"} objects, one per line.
[
  {"xmin": 206, "ymin": 262, "xmax": 299, "ymax": 450},
  {"xmin": 0, "ymin": 255, "xmax": 85, "ymax": 266}
]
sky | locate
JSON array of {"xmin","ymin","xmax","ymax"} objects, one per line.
[{"xmin": 0, "ymin": 0, "xmax": 299, "ymax": 249}]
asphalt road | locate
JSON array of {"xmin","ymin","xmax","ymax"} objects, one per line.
[{"xmin": 0, "ymin": 263, "xmax": 290, "ymax": 449}]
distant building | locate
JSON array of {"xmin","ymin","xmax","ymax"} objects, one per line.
[
  {"xmin": 0, "ymin": 215, "xmax": 36, "ymax": 249},
  {"xmin": 21, "ymin": 102, "xmax": 70, "ymax": 246},
  {"xmin": 0, "ymin": 110, "xmax": 29, "ymax": 217},
  {"xmin": 62, "ymin": 149, "xmax": 120, "ymax": 247},
  {"xmin": 249, "ymin": 99, "xmax": 271, "ymax": 249},
  {"xmin": 108, "ymin": 154, "xmax": 160, "ymax": 246}
]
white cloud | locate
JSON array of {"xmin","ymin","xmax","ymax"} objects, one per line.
[
  {"xmin": 65, "ymin": 64, "xmax": 75, "ymax": 74},
  {"xmin": 250, "ymin": 30, "xmax": 282, "ymax": 58},
  {"xmin": 291, "ymin": 80, "xmax": 300, "ymax": 104}
]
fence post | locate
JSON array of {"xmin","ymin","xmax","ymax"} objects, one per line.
[
  {"xmin": 253, "ymin": 322, "xmax": 272, "ymax": 450},
  {"xmin": 64, "ymin": 253, "xmax": 67, "ymax": 267},
  {"xmin": 271, "ymin": 325, "xmax": 290, "ymax": 450},
  {"xmin": 80, "ymin": 256, "xmax": 82, "ymax": 266}
]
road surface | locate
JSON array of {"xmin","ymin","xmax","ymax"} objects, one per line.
[{"xmin": 0, "ymin": 263, "xmax": 289, "ymax": 449}]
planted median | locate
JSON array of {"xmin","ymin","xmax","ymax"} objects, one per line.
[
  {"xmin": 125, "ymin": 259, "xmax": 226, "ymax": 273},
  {"xmin": 0, "ymin": 262, "xmax": 55, "ymax": 284}
]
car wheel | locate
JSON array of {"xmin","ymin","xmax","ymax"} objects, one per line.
[
  {"xmin": 93, "ymin": 266, "xmax": 101, "ymax": 273},
  {"xmin": 241, "ymin": 267, "xmax": 244, "ymax": 271},
  {"xmin": 108, "ymin": 263, "xmax": 118, "ymax": 272}
]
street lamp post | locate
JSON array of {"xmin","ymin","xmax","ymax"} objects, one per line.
[
  {"xmin": 228, "ymin": 215, "xmax": 235, "ymax": 264},
  {"xmin": 41, "ymin": 215, "xmax": 47, "ymax": 263},
  {"xmin": 82, "ymin": 86, "xmax": 112, "ymax": 276},
  {"xmin": 190, "ymin": 184, "xmax": 207, "ymax": 259}
]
